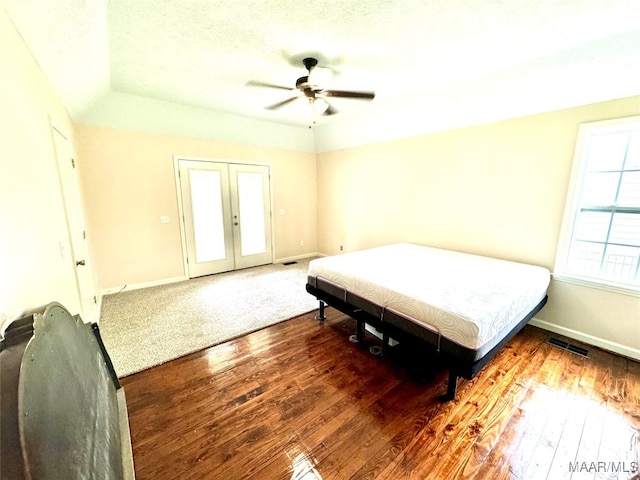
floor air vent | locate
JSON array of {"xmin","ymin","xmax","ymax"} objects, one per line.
[
  {"xmin": 547, "ymin": 337, "xmax": 569, "ymax": 349},
  {"xmin": 282, "ymin": 261, "xmax": 298, "ymax": 266},
  {"xmin": 567, "ymin": 344, "xmax": 589, "ymax": 357},
  {"xmin": 546, "ymin": 337, "xmax": 589, "ymax": 357}
]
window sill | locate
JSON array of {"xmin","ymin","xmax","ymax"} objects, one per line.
[{"xmin": 551, "ymin": 273, "xmax": 640, "ymax": 297}]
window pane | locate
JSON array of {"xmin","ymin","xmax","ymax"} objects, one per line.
[
  {"xmin": 586, "ymin": 132, "xmax": 627, "ymax": 171},
  {"xmin": 617, "ymin": 171, "xmax": 640, "ymax": 207},
  {"xmin": 237, "ymin": 172, "xmax": 266, "ymax": 256},
  {"xmin": 625, "ymin": 132, "xmax": 640, "ymax": 170},
  {"xmin": 609, "ymin": 212, "xmax": 640, "ymax": 247},
  {"xmin": 189, "ymin": 170, "xmax": 226, "ymax": 263},
  {"xmin": 573, "ymin": 211, "xmax": 611, "ymax": 243},
  {"xmin": 581, "ymin": 171, "xmax": 619, "ymax": 206},
  {"xmin": 566, "ymin": 241, "xmax": 604, "ymax": 276},
  {"xmin": 561, "ymin": 120, "xmax": 640, "ymax": 288},
  {"xmin": 601, "ymin": 244, "xmax": 639, "ymax": 282}
]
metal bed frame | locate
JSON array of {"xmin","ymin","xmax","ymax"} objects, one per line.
[{"xmin": 307, "ymin": 277, "xmax": 547, "ymax": 401}]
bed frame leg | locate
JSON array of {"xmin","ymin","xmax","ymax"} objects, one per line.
[
  {"xmin": 356, "ymin": 319, "xmax": 365, "ymax": 343},
  {"xmin": 315, "ymin": 301, "xmax": 326, "ymax": 321},
  {"xmin": 349, "ymin": 319, "xmax": 365, "ymax": 344},
  {"xmin": 381, "ymin": 332, "xmax": 389, "ymax": 356},
  {"xmin": 443, "ymin": 371, "xmax": 458, "ymax": 402}
]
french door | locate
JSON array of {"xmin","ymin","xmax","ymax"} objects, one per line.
[{"xmin": 178, "ymin": 160, "xmax": 273, "ymax": 278}]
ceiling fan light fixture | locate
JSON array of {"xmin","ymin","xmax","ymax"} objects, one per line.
[{"xmin": 310, "ymin": 97, "xmax": 329, "ymax": 115}]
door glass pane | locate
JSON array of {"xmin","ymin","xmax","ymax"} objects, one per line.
[
  {"xmin": 237, "ymin": 172, "xmax": 266, "ymax": 256},
  {"xmin": 189, "ymin": 169, "xmax": 226, "ymax": 263}
]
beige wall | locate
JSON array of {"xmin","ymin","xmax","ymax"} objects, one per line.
[
  {"xmin": 75, "ymin": 125, "xmax": 317, "ymax": 290},
  {"xmin": 2, "ymin": 1, "xmax": 637, "ymax": 358},
  {"xmin": 0, "ymin": 8, "xmax": 91, "ymax": 322},
  {"xmin": 317, "ymin": 96, "xmax": 640, "ymax": 357}
]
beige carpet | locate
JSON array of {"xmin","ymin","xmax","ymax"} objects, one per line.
[{"xmin": 99, "ymin": 258, "xmax": 319, "ymax": 377}]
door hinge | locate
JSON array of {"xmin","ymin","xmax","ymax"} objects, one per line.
[
  {"xmin": 71, "ymin": 158, "xmax": 75, "ymax": 168},
  {"xmin": 83, "ymin": 230, "xmax": 86, "ymax": 239}
]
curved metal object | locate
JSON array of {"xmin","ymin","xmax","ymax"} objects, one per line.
[{"xmin": 0, "ymin": 302, "xmax": 135, "ymax": 479}]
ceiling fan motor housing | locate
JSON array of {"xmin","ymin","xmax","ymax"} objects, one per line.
[
  {"xmin": 296, "ymin": 75, "xmax": 320, "ymax": 98},
  {"xmin": 299, "ymin": 57, "xmax": 321, "ymax": 96}
]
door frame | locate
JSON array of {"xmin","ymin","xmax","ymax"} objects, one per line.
[{"xmin": 173, "ymin": 155, "xmax": 275, "ymax": 278}]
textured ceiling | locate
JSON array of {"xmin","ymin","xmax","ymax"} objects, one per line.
[{"xmin": 4, "ymin": 0, "xmax": 640, "ymax": 145}]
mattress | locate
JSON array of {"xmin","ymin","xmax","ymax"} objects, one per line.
[{"xmin": 307, "ymin": 244, "xmax": 550, "ymax": 352}]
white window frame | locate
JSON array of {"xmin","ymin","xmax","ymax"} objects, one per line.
[{"xmin": 554, "ymin": 115, "xmax": 640, "ymax": 297}]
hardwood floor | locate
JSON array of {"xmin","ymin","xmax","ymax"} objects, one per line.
[{"xmin": 121, "ymin": 308, "xmax": 640, "ymax": 480}]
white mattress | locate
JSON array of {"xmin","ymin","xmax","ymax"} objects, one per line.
[{"xmin": 308, "ymin": 244, "xmax": 550, "ymax": 351}]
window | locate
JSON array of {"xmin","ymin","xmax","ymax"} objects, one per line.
[{"xmin": 556, "ymin": 116, "xmax": 640, "ymax": 293}]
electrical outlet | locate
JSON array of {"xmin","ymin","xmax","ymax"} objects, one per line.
[
  {"xmin": 160, "ymin": 216, "xmax": 169, "ymax": 224},
  {"xmin": 299, "ymin": 240, "xmax": 304, "ymax": 246}
]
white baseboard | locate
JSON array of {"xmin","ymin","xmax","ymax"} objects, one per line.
[
  {"xmin": 101, "ymin": 276, "xmax": 188, "ymax": 296},
  {"xmin": 529, "ymin": 317, "xmax": 640, "ymax": 361},
  {"xmin": 99, "ymin": 255, "xmax": 321, "ymax": 296},
  {"xmin": 274, "ymin": 252, "xmax": 323, "ymax": 264}
]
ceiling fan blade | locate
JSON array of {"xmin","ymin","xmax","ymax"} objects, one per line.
[
  {"xmin": 323, "ymin": 89, "xmax": 375, "ymax": 100},
  {"xmin": 265, "ymin": 95, "xmax": 300, "ymax": 110},
  {"xmin": 246, "ymin": 80, "xmax": 293, "ymax": 91}
]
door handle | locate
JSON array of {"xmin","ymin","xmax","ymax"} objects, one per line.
[{"xmin": 76, "ymin": 259, "xmax": 86, "ymax": 266}]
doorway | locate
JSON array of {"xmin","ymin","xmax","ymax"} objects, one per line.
[{"xmin": 177, "ymin": 159, "xmax": 273, "ymax": 278}]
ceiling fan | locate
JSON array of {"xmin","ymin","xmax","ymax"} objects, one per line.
[{"xmin": 246, "ymin": 57, "xmax": 375, "ymax": 116}]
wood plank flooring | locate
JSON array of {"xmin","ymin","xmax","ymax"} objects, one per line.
[{"xmin": 121, "ymin": 308, "xmax": 640, "ymax": 480}]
